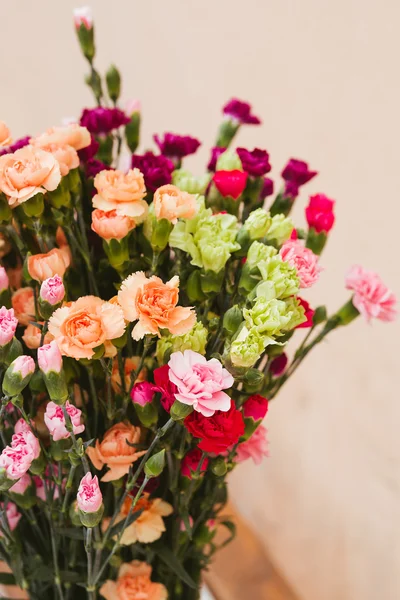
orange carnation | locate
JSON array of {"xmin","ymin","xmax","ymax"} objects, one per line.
[
  {"xmin": 100, "ymin": 561, "xmax": 167, "ymax": 600},
  {"xmin": 87, "ymin": 422, "xmax": 146, "ymax": 482},
  {"xmin": 12, "ymin": 287, "xmax": 35, "ymax": 326},
  {"xmin": 154, "ymin": 184, "xmax": 198, "ymax": 224},
  {"xmin": 118, "ymin": 272, "xmax": 196, "ymax": 340},
  {"xmin": 34, "ymin": 124, "xmax": 91, "ymax": 151},
  {"xmin": 27, "ymin": 248, "xmax": 70, "ymax": 282},
  {"xmin": 22, "ymin": 322, "xmax": 53, "ymax": 349},
  {"xmin": 93, "ymin": 168, "xmax": 148, "ymax": 220},
  {"xmin": 48, "ymin": 295, "xmax": 126, "ymax": 360},
  {"xmin": 0, "ymin": 146, "xmax": 61, "ymax": 206},
  {"xmin": 0, "ymin": 122, "xmax": 12, "ymax": 147},
  {"xmin": 31, "ymin": 139, "xmax": 79, "ymax": 177},
  {"xmin": 91, "ymin": 208, "xmax": 136, "ymax": 241}
]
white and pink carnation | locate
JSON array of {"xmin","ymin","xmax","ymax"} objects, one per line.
[
  {"xmin": 235, "ymin": 425, "xmax": 269, "ymax": 465},
  {"xmin": 44, "ymin": 401, "xmax": 85, "ymax": 441},
  {"xmin": 345, "ymin": 265, "xmax": 397, "ymax": 322},
  {"xmin": 280, "ymin": 239, "xmax": 322, "ymax": 288}
]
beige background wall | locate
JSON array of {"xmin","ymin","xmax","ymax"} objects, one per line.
[{"xmin": 2, "ymin": 1, "xmax": 399, "ymax": 599}]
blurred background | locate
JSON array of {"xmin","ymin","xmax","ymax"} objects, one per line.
[{"xmin": 1, "ymin": 1, "xmax": 399, "ymax": 599}]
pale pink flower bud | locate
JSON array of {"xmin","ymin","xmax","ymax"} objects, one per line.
[
  {"xmin": 77, "ymin": 473, "xmax": 103, "ymax": 513},
  {"xmin": 44, "ymin": 401, "xmax": 85, "ymax": 442},
  {"xmin": 0, "ymin": 267, "xmax": 9, "ymax": 292},
  {"xmin": 0, "ymin": 502, "xmax": 21, "ymax": 534},
  {"xmin": 9, "ymin": 473, "xmax": 32, "ymax": 495},
  {"xmin": 73, "ymin": 6, "xmax": 93, "ymax": 29},
  {"xmin": 11, "ymin": 355, "xmax": 35, "ymax": 378},
  {"xmin": 0, "ymin": 306, "xmax": 18, "ymax": 347},
  {"xmin": 38, "ymin": 341, "xmax": 63, "ymax": 374},
  {"xmin": 40, "ymin": 275, "xmax": 65, "ymax": 306},
  {"xmin": 125, "ymin": 99, "xmax": 141, "ymax": 115}
]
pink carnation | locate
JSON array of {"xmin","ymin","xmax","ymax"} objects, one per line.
[
  {"xmin": 168, "ymin": 350, "xmax": 234, "ymax": 417},
  {"xmin": 40, "ymin": 275, "xmax": 65, "ymax": 306},
  {"xmin": 9, "ymin": 472, "xmax": 32, "ymax": 495},
  {"xmin": 280, "ymin": 240, "xmax": 322, "ymax": 288},
  {"xmin": 345, "ymin": 265, "xmax": 397, "ymax": 322},
  {"xmin": 77, "ymin": 473, "xmax": 103, "ymax": 513},
  {"xmin": 243, "ymin": 395, "xmax": 269, "ymax": 421},
  {"xmin": 44, "ymin": 401, "xmax": 85, "ymax": 441},
  {"xmin": 12, "ymin": 430, "xmax": 40, "ymax": 460},
  {"xmin": 0, "ymin": 428, "xmax": 40, "ymax": 480},
  {"xmin": 11, "ymin": 355, "xmax": 35, "ymax": 378},
  {"xmin": 131, "ymin": 381, "xmax": 154, "ymax": 407},
  {"xmin": 235, "ymin": 425, "xmax": 269, "ymax": 466},
  {"xmin": 0, "ymin": 502, "xmax": 21, "ymax": 535},
  {"xmin": 14, "ymin": 418, "xmax": 32, "ymax": 434},
  {"xmin": 0, "ymin": 306, "xmax": 18, "ymax": 347},
  {"xmin": 38, "ymin": 340, "xmax": 63, "ymax": 374},
  {"xmin": 0, "ymin": 266, "xmax": 9, "ymax": 292}
]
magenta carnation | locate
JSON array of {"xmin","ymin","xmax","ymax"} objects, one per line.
[
  {"xmin": 207, "ymin": 146, "xmax": 227, "ymax": 171},
  {"xmin": 131, "ymin": 151, "xmax": 174, "ymax": 192},
  {"xmin": 222, "ymin": 98, "xmax": 261, "ymax": 125},
  {"xmin": 78, "ymin": 135, "xmax": 99, "ymax": 162},
  {"xmin": 80, "ymin": 107, "xmax": 130, "ymax": 135},
  {"xmin": 0, "ymin": 136, "xmax": 31, "ymax": 157},
  {"xmin": 85, "ymin": 158, "xmax": 112, "ymax": 179},
  {"xmin": 281, "ymin": 158, "xmax": 318, "ymax": 198},
  {"xmin": 236, "ymin": 148, "xmax": 271, "ymax": 177},
  {"xmin": 154, "ymin": 133, "xmax": 201, "ymax": 159},
  {"xmin": 260, "ymin": 177, "xmax": 274, "ymax": 200}
]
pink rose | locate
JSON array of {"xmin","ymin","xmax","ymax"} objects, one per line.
[
  {"xmin": 9, "ymin": 473, "xmax": 31, "ymax": 495},
  {"xmin": 37, "ymin": 340, "xmax": 63, "ymax": 374},
  {"xmin": 168, "ymin": 350, "xmax": 234, "ymax": 417},
  {"xmin": 0, "ymin": 306, "xmax": 18, "ymax": 346},
  {"xmin": 181, "ymin": 449, "xmax": 209, "ymax": 479},
  {"xmin": 44, "ymin": 401, "xmax": 85, "ymax": 441},
  {"xmin": 40, "ymin": 275, "xmax": 65, "ymax": 306},
  {"xmin": 131, "ymin": 381, "xmax": 154, "ymax": 407},
  {"xmin": 0, "ymin": 267, "xmax": 9, "ymax": 292},
  {"xmin": 305, "ymin": 193, "xmax": 335, "ymax": 233},
  {"xmin": 280, "ymin": 240, "xmax": 322, "ymax": 288},
  {"xmin": 0, "ymin": 502, "xmax": 21, "ymax": 534},
  {"xmin": 236, "ymin": 425, "xmax": 269, "ymax": 465},
  {"xmin": 77, "ymin": 473, "xmax": 103, "ymax": 513},
  {"xmin": 11, "ymin": 355, "xmax": 35, "ymax": 378},
  {"xmin": 345, "ymin": 265, "xmax": 397, "ymax": 322},
  {"xmin": 243, "ymin": 395, "xmax": 269, "ymax": 421}
]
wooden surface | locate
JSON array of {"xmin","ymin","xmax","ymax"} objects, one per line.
[{"xmin": 205, "ymin": 503, "xmax": 297, "ymax": 600}]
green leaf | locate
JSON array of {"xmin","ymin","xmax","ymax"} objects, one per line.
[
  {"xmin": 156, "ymin": 545, "xmax": 197, "ymax": 589},
  {"xmin": 108, "ymin": 508, "xmax": 144, "ymax": 539},
  {"xmin": 55, "ymin": 527, "xmax": 84, "ymax": 540},
  {"xmin": 59, "ymin": 570, "xmax": 84, "ymax": 583},
  {"xmin": 219, "ymin": 520, "xmax": 237, "ymax": 548}
]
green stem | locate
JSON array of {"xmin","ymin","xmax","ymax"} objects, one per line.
[
  {"xmin": 61, "ymin": 465, "xmax": 77, "ymax": 514},
  {"xmin": 99, "ymin": 358, "xmax": 113, "ymax": 422}
]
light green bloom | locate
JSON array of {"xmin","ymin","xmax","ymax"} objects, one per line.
[
  {"xmin": 243, "ymin": 208, "xmax": 272, "ymax": 240},
  {"xmin": 216, "ymin": 149, "xmax": 242, "ymax": 171},
  {"xmin": 246, "ymin": 241, "xmax": 277, "ymax": 268},
  {"xmin": 230, "ymin": 325, "xmax": 265, "ymax": 368},
  {"xmin": 256, "ymin": 256, "xmax": 299, "ymax": 300},
  {"xmin": 156, "ymin": 321, "xmax": 209, "ymax": 364},
  {"xmin": 243, "ymin": 295, "xmax": 305, "ymax": 346},
  {"xmin": 284, "ymin": 296, "xmax": 307, "ymax": 330},
  {"xmin": 172, "ymin": 169, "xmax": 211, "ymax": 195},
  {"xmin": 265, "ymin": 214, "xmax": 294, "ymax": 245}
]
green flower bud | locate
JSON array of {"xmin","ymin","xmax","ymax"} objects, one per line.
[
  {"xmin": 47, "ymin": 180, "xmax": 72, "ymax": 209},
  {"xmin": 265, "ymin": 214, "xmax": 294, "ymax": 246},
  {"xmin": 125, "ymin": 111, "xmax": 141, "ymax": 154},
  {"xmin": 170, "ymin": 400, "xmax": 193, "ymax": 421},
  {"xmin": 79, "ymin": 504, "xmax": 104, "ymax": 528},
  {"xmin": 313, "ymin": 305, "xmax": 327, "ymax": 325},
  {"xmin": 211, "ymin": 457, "xmax": 227, "ymax": 477},
  {"xmin": 216, "ymin": 149, "xmax": 242, "ymax": 171},
  {"xmin": 3, "ymin": 355, "xmax": 35, "ymax": 397},
  {"xmin": 69, "ymin": 501, "xmax": 83, "ymax": 527},
  {"xmin": 96, "ymin": 134, "xmax": 113, "ymax": 165},
  {"xmin": 243, "ymin": 368, "xmax": 265, "ymax": 389},
  {"xmin": 200, "ymin": 270, "xmax": 224, "ymax": 294},
  {"xmin": 172, "ymin": 169, "xmax": 211, "ymax": 195},
  {"xmin": 215, "ymin": 120, "xmax": 240, "ymax": 148},
  {"xmin": 223, "ymin": 305, "xmax": 243, "ymax": 336},
  {"xmin": 68, "ymin": 168, "xmax": 82, "ymax": 195},
  {"xmin": 102, "ymin": 238, "xmax": 130, "ymax": 269},
  {"xmin": 150, "ymin": 218, "xmax": 173, "ymax": 251},
  {"xmin": 134, "ymin": 402, "xmax": 158, "ymax": 428},
  {"xmin": 144, "ymin": 449, "xmax": 166, "ymax": 478},
  {"xmin": 106, "ymin": 64, "xmax": 121, "ymax": 102},
  {"xmin": 336, "ymin": 299, "xmax": 360, "ymax": 326},
  {"xmin": 22, "ymin": 193, "xmax": 44, "ymax": 218},
  {"xmin": 0, "ymin": 468, "xmax": 17, "ymax": 492},
  {"xmin": 156, "ymin": 322, "xmax": 208, "ymax": 364},
  {"xmin": 244, "ymin": 208, "xmax": 272, "ymax": 240},
  {"xmin": 269, "ymin": 192, "xmax": 293, "ymax": 217}
]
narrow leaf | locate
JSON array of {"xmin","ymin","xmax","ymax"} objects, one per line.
[{"xmin": 156, "ymin": 546, "xmax": 197, "ymax": 589}]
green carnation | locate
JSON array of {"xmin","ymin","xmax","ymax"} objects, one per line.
[
  {"xmin": 230, "ymin": 326, "xmax": 265, "ymax": 368},
  {"xmin": 265, "ymin": 214, "xmax": 294, "ymax": 245},
  {"xmin": 243, "ymin": 208, "xmax": 272, "ymax": 240},
  {"xmin": 156, "ymin": 322, "xmax": 209, "ymax": 364},
  {"xmin": 256, "ymin": 255, "xmax": 300, "ymax": 300},
  {"xmin": 243, "ymin": 296, "xmax": 305, "ymax": 346},
  {"xmin": 246, "ymin": 241, "xmax": 277, "ymax": 267},
  {"xmin": 172, "ymin": 169, "xmax": 211, "ymax": 195},
  {"xmin": 216, "ymin": 149, "xmax": 242, "ymax": 171}
]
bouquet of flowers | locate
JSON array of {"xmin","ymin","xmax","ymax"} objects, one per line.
[{"xmin": 0, "ymin": 7, "xmax": 396, "ymax": 600}]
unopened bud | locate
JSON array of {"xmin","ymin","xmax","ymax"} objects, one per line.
[{"xmin": 3, "ymin": 355, "xmax": 35, "ymax": 396}]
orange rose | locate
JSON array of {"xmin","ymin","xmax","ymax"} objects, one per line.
[
  {"xmin": 91, "ymin": 209, "xmax": 136, "ymax": 241},
  {"xmin": 48, "ymin": 295, "xmax": 125, "ymax": 359},
  {"xmin": 0, "ymin": 146, "xmax": 61, "ymax": 206},
  {"xmin": 22, "ymin": 322, "xmax": 53, "ymax": 349},
  {"xmin": 0, "ymin": 122, "xmax": 12, "ymax": 147},
  {"xmin": 118, "ymin": 272, "xmax": 196, "ymax": 340},
  {"xmin": 34, "ymin": 124, "xmax": 91, "ymax": 151},
  {"xmin": 31, "ymin": 140, "xmax": 79, "ymax": 176},
  {"xmin": 154, "ymin": 184, "xmax": 198, "ymax": 224},
  {"xmin": 100, "ymin": 561, "xmax": 167, "ymax": 600},
  {"xmin": 111, "ymin": 356, "xmax": 147, "ymax": 393},
  {"xmin": 12, "ymin": 287, "xmax": 35, "ymax": 326},
  {"xmin": 27, "ymin": 248, "xmax": 70, "ymax": 282},
  {"xmin": 87, "ymin": 422, "xmax": 146, "ymax": 482},
  {"xmin": 93, "ymin": 169, "xmax": 148, "ymax": 220}
]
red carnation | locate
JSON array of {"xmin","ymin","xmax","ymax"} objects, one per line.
[
  {"xmin": 184, "ymin": 401, "xmax": 244, "ymax": 455},
  {"xmin": 305, "ymin": 194, "xmax": 335, "ymax": 233},
  {"xmin": 269, "ymin": 353, "xmax": 288, "ymax": 376},
  {"xmin": 213, "ymin": 170, "xmax": 248, "ymax": 200},
  {"xmin": 181, "ymin": 448, "xmax": 209, "ymax": 479},
  {"xmin": 296, "ymin": 297, "xmax": 315, "ymax": 328},
  {"xmin": 243, "ymin": 394, "xmax": 268, "ymax": 421},
  {"xmin": 153, "ymin": 364, "xmax": 177, "ymax": 412}
]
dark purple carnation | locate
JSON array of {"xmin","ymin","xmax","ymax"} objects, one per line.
[
  {"xmin": 281, "ymin": 158, "xmax": 318, "ymax": 198},
  {"xmin": 207, "ymin": 146, "xmax": 226, "ymax": 171},
  {"xmin": 0, "ymin": 136, "xmax": 31, "ymax": 156},
  {"xmin": 153, "ymin": 133, "xmax": 201, "ymax": 159},
  {"xmin": 236, "ymin": 147, "xmax": 271, "ymax": 177},
  {"xmin": 80, "ymin": 107, "xmax": 130, "ymax": 135},
  {"xmin": 85, "ymin": 159, "xmax": 112, "ymax": 179},
  {"xmin": 222, "ymin": 99, "xmax": 261, "ymax": 125},
  {"xmin": 260, "ymin": 177, "xmax": 274, "ymax": 200},
  {"xmin": 78, "ymin": 135, "xmax": 99, "ymax": 162},
  {"xmin": 131, "ymin": 151, "xmax": 174, "ymax": 193}
]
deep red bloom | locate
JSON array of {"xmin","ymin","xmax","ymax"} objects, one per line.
[
  {"xmin": 269, "ymin": 353, "xmax": 288, "ymax": 376},
  {"xmin": 207, "ymin": 146, "xmax": 227, "ymax": 171},
  {"xmin": 80, "ymin": 107, "xmax": 130, "ymax": 135},
  {"xmin": 153, "ymin": 365, "xmax": 177, "ymax": 412},
  {"xmin": 78, "ymin": 135, "xmax": 99, "ymax": 162},
  {"xmin": 236, "ymin": 148, "xmax": 271, "ymax": 177},
  {"xmin": 153, "ymin": 133, "xmax": 201, "ymax": 159},
  {"xmin": 181, "ymin": 448, "xmax": 209, "ymax": 479},
  {"xmin": 222, "ymin": 99, "xmax": 261, "ymax": 125},
  {"xmin": 260, "ymin": 177, "xmax": 274, "ymax": 200},
  {"xmin": 305, "ymin": 194, "xmax": 335, "ymax": 233},
  {"xmin": 213, "ymin": 170, "xmax": 248, "ymax": 200},
  {"xmin": 131, "ymin": 151, "xmax": 174, "ymax": 192},
  {"xmin": 281, "ymin": 158, "xmax": 318, "ymax": 198},
  {"xmin": 0, "ymin": 136, "xmax": 31, "ymax": 156},
  {"xmin": 85, "ymin": 159, "xmax": 112, "ymax": 178},
  {"xmin": 184, "ymin": 401, "xmax": 244, "ymax": 455},
  {"xmin": 296, "ymin": 297, "xmax": 315, "ymax": 328},
  {"xmin": 243, "ymin": 395, "xmax": 269, "ymax": 421}
]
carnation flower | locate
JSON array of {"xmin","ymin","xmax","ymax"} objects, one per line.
[
  {"xmin": 80, "ymin": 107, "xmax": 130, "ymax": 135},
  {"xmin": 256, "ymin": 255, "xmax": 300, "ymax": 299},
  {"xmin": 269, "ymin": 353, "xmax": 288, "ymax": 376},
  {"xmin": 184, "ymin": 400, "xmax": 245, "ymax": 454},
  {"xmin": 91, "ymin": 209, "xmax": 136, "ymax": 241},
  {"xmin": 244, "ymin": 297, "xmax": 306, "ymax": 345},
  {"xmin": 12, "ymin": 287, "xmax": 35, "ymax": 326},
  {"xmin": 40, "ymin": 275, "xmax": 65, "ymax": 306},
  {"xmin": 207, "ymin": 146, "xmax": 227, "ymax": 171},
  {"xmin": 27, "ymin": 248, "xmax": 70, "ymax": 282},
  {"xmin": 85, "ymin": 158, "xmax": 111, "ymax": 178},
  {"xmin": 305, "ymin": 193, "xmax": 335, "ymax": 233},
  {"xmin": 34, "ymin": 124, "xmax": 91, "ymax": 151},
  {"xmin": 77, "ymin": 473, "xmax": 102, "ymax": 513},
  {"xmin": 265, "ymin": 214, "xmax": 294, "ymax": 245},
  {"xmin": 153, "ymin": 184, "xmax": 198, "ymax": 224},
  {"xmin": 345, "ymin": 266, "xmax": 397, "ymax": 322},
  {"xmin": 172, "ymin": 169, "xmax": 211, "ymax": 195},
  {"xmin": 235, "ymin": 425, "xmax": 269, "ymax": 465},
  {"xmin": 222, "ymin": 98, "xmax": 261, "ymax": 125},
  {"xmin": 243, "ymin": 208, "xmax": 272, "ymax": 240},
  {"xmin": 0, "ymin": 307, "xmax": 18, "ymax": 347},
  {"xmin": 100, "ymin": 561, "xmax": 167, "ymax": 600},
  {"xmin": 243, "ymin": 395, "xmax": 269, "ymax": 421},
  {"xmin": 30, "ymin": 139, "xmax": 79, "ymax": 177},
  {"xmin": 260, "ymin": 177, "xmax": 274, "ymax": 199},
  {"xmin": 93, "ymin": 168, "xmax": 148, "ymax": 220},
  {"xmin": 0, "ymin": 502, "xmax": 21, "ymax": 535},
  {"xmin": 156, "ymin": 321, "xmax": 208, "ymax": 364},
  {"xmin": 213, "ymin": 169, "xmax": 248, "ymax": 199},
  {"xmin": 154, "ymin": 133, "xmax": 201, "ymax": 160},
  {"xmin": 280, "ymin": 240, "xmax": 322, "ymax": 288},
  {"xmin": 181, "ymin": 449, "xmax": 209, "ymax": 479},
  {"xmin": 153, "ymin": 364, "xmax": 178, "ymax": 413},
  {"xmin": 131, "ymin": 381, "xmax": 154, "ymax": 407},
  {"xmin": 281, "ymin": 158, "xmax": 317, "ymax": 198},
  {"xmin": 236, "ymin": 148, "xmax": 271, "ymax": 177},
  {"xmin": 44, "ymin": 401, "xmax": 85, "ymax": 441},
  {"xmin": 296, "ymin": 297, "xmax": 315, "ymax": 328},
  {"xmin": 0, "ymin": 121, "xmax": 12, "ymax": 147},
  {"xmin": 168, "ymin": 350, "xmax": 234, "ymax": 417},
  {"xmin": 230, "ymin": 325, "xmax": 265, "ymax": 368},
  {"xmin": 131, "ymin": 152, "xmax": 174, "ymax": 192}
]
